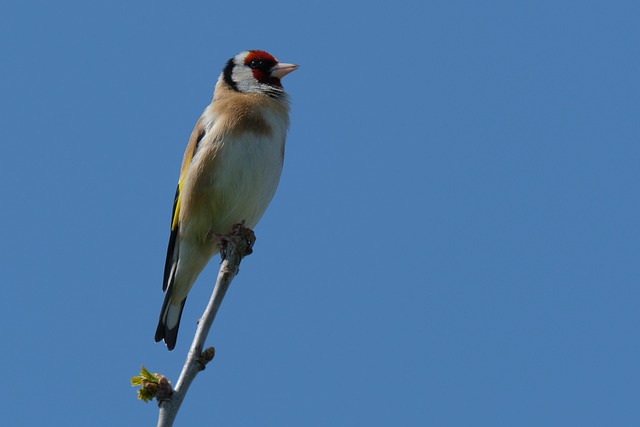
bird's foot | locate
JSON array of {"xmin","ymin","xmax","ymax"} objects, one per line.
[
  {"xmin": 208, "ymin": 221, "xmax": 255, "ymax": 262},
  {"xmin": 230, "ymin": 221, "xmax": 256, "ymax": 256}
]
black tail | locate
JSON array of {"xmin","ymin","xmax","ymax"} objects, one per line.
[{"xmin": 154, "ymin": 293, "xmax": 187, "ymax": 351}]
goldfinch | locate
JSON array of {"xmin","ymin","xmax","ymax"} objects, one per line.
[{"xmin": 155, "ymin": 50, "xmax": 297, "ymax": 350}]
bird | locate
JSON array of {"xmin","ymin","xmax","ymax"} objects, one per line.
[{"xmin": 155, "ymin": 50, "xmax": 298, "ymax": 350}]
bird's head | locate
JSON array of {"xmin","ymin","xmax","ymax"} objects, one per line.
[{"xmin": 223, "ymin": 50, "xmax": 298, "ymax": 98}]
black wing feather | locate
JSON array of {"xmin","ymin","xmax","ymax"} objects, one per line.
[{"xmin": 162, "ymin": 185, "xmax": 181, "ymax": 291}]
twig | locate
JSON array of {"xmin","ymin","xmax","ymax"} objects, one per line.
[{"xmin": 156, "ymin": 224, "xmax": 254, "ymax": 427}]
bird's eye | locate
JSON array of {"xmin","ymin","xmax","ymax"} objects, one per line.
[{"xmin": 248, "ymin": 59, "xmax": 264, "ymax": 69}]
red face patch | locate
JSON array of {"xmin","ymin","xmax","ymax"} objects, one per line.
[{"xmin": 244, "ymin": 50, "xmax": 282, "ymax": 87}]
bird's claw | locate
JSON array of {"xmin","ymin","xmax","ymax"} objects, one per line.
[
  {"xmin": 230, "ymin": 221, "xmax": 256, "ymax": 256},
  {"xmin": 209, "ymin": 221, "xmax": 255, "ymax": 262}
]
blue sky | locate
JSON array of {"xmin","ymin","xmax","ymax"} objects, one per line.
[{"xmin": 2, "ymin": 1, "xmax": 639, "ymax": 425}]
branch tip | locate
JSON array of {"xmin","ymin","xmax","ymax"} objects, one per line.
[{"xmin": 131, "ymin": 366, "xmax": 172, "ymax": 403}]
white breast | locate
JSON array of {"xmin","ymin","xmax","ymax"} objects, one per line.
[{"xmin": 180, "ymin": 106, "xmax": 287, "ymax": 242}]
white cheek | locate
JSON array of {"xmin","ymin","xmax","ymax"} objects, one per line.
[{"xmin": 233, "ymin": 67, "xmax": 261, "ymax": 93}]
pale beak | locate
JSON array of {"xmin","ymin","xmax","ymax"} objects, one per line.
[{"xmin": 270, "ymin": 63, "xmax": 299, "ymax": 79}]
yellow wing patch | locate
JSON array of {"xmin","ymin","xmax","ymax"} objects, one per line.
[{"xmin": 171, "ymin": 178, "xmax": 184, "ymax": 231}]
